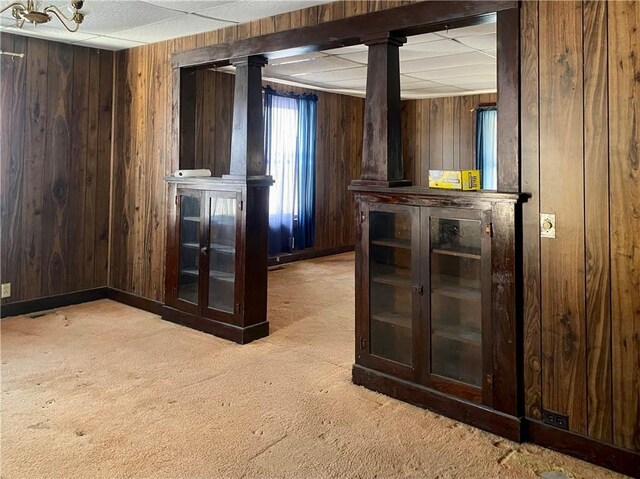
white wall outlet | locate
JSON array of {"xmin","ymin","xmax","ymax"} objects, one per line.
[{"xmin": 1, "ymin": 283, "xmax": 11, "ymax": 299}]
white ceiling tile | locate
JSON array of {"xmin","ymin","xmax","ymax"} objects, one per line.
[
  {"xmin": 456, "ymin": 33, "xmax": 496, "ymax": 51},
  {"xmin": 323, "ymin": 44, "xmax": 367, "ymax": 55},
  {"xmin": 195, "ymin": 0, "xmax": 329, "ymax": 23},
  {"xmin": 401, "ymin": 39, "xmax": 474, "ymax": 59},
  {"xmin": 405, "ymin": 32, "xmax": 441, "ymax": 44},
  {"xmin": 0, "ymin": 23, "xmax": 98, "ymax": 43},
  {"xmin": 138, "ymin": 0, "xmax": 237, "ymax": 14},
  {"xmin": 405, "ymin": 63, "xmax": 495, "ymax": 81},
  {"xmin": 264, "ymin": 55, "xmax": 359, "ymax": 76},
  {"xmin": 400, "ymin": 75, "xmax": 423, "ymax": 85},
  {"xmin": 437, "ymin": 21, "xmax": 496, "ymax": 38},
  {"xmin": 401, "ymin": 52, "xmax": 494, "ymax": 74},
  {"xmin": 332, "ymin": 50, "xmax": 368, "ymax": 64},
  {"xmin": 287, "ymin": 66, "xmax": 366, "ymax": 83},
  {"xmin": 70, "ymin": 1, "xmax": 181, "ymax": 35},
  {"xmin": 400, "ymin": 80, "xmax": 448, "ymax": 91},
  {"xmin": 449, "ymin": 81, "xmax": 497, "ymax": 91},
  {"xmin": 482, "ymin": 49, "xmax": 496, "ymax": 59},
  {"xmin": 403, "ymin": 85, "xmax": 468, "ymax": 96},
  {"xmin": 73, "ymin": 35, "xmax": 146, "ymax": 50},
  {"xmin": 325, "ymin": 78, "xmax": 367, "ymax": 89},
  {"xmin": 437, "ymin": 73, "xmax": 496, "ymax": 88},
  {"xmin": 268, "ymin": 51, "xmax": 327, "ymax": 66},
  {"xmin": 114, "ymin": 13, "xmax": 234, "ymax": 42}
]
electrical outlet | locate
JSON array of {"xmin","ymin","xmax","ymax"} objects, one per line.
[
  {"xmin": 542, "ymin": 409, "xmax": 569, "ymax": 430},
  {"xmin": 1, "ymin": 283, "xmax": 11, "ymax": 299}
]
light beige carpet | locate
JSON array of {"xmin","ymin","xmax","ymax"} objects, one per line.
[{"xmin": 1, "ymin": 253, "xmax": 625, "ymax": 479}]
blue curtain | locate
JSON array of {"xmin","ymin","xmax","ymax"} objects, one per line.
[
  {"xmin": 264, "ymin": 87, "xmax": 317, "ymax": 256},
  {"xmin": 476, "ymin": 107, "xmax": 497, "ymax": 190}
]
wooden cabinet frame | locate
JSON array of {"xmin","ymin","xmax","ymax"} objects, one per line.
[
  {"xmin": 352, "ymin": 187, "xmax": 525, "ymax": 441},
  {"xmin": 163, "ymin": 177, "xmax": 271, "ymax": 344}
]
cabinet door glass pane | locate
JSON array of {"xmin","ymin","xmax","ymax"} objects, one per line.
[
  {"xmin": 369, "ymin": 210, "xmax": 413, "ymax": 365},
  {"xmin": 430, "ymin": 217, "xmax": 482, "ymax": 386},
  {"xmin": 178, "ymin": 195, "xmax": 201, "ymax": 304},
  {"xmin": 208, "ymin": 197, "xmax": 237, "ymax": 313}
]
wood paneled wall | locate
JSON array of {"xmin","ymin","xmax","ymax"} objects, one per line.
[
  {"xmin": 0, "ymin": 34, "xmax": 113, "ymax": 305},
  {"xmin": 401, "ymin": 93, "xmax": 496, "ymax": 186},
  {"xmin": 522, "ymin": 0, "xmax": 640, "ymax": 451},
  {"xmin": 105, "ymin": 0, "xmax": 640, "ymax": 455},
  {"xmin": 186, "ymin": 71, "xmax": 363, "ymax": 253},
  {"xmin": 110, "ymin": 0, "xmax": 410, "ymax": 301}
]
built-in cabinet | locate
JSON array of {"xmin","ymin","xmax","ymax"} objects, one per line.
[
  {"xmin": 352, "ymin": 187, "xmax": 524, "ymax": 440},
  {"xmin": 163, "ymin": 177, "xmax": 272, "ymax": 344},
  {"xmin": 169, "ymin": 188, "xmax": 241, "ymax": 320}
]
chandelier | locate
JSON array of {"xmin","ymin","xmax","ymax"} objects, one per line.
[{"xmin": 1, "ymin": 0, "xmax": 86, "ymax": 32}]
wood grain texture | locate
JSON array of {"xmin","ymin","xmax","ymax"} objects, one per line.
[
  {"xmin": 583, "ymin": 0, "xmax": 612, "ymax": 444},
  {"xmin": 539, "ymin": 0, "xmax": 587, "ymax": 434},
  {"xmin": 110, "ymin": 0, "xmax": 400, "ymax": 302},
  {"xmin": 0, "ymin": 34, "xmax": 26, "ymax": 303},
  {"xmin": 608, "ymin": 0, "xmax": 640, "ymax": 452},
  {"xmin": 520, "ymin": 0, "xmax": 543, "ymax": 422},
  {"xmin": 401, "ymin": 93, "xmax": 496, "ymax": 187},
  {"xmin": 0, "ymin": 35, "xmax": 113, "ymax": 305}
]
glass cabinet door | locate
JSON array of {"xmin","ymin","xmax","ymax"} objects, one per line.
[
  {"xmin": 177, "ymin": 193, "xmax": 202, "ymax": 305},
  {"xmin": 206, "ymin": 194, "xmax": 238, "ymax": 315},
  {"xmin": 428, "ymin": 213, "xmax": 485, "ymax": 389},
  {"xmin": 368, "ymin": 206, "xmax": 417, "ymax": 367}
]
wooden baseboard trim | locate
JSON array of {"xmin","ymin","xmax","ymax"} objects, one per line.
[
  {"xmin": 161, "ymin": 305, "xmax": 268, "ymax": 344},
  {"xmin": 352, "ymin": 364, "xmax": 523, "ymax": 442},
  {"xmin": 106, "ymin": 288, "xmax": 163, "ymax": 315},
  {"xmin": 526, "ymin": 420, "xmax": 640, "ymax": 478},
  {"xmin": 1, "ymin": 288, "xmax": 109, "ymax": 318},
  {"xmin": 268, "ymin": 244, "xmax": 354, "ymax": 266}
]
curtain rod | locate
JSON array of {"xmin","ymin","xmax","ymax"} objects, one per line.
[{"xmin": 0, "ymin": 51, "xmax": 25, "ymax": 58}]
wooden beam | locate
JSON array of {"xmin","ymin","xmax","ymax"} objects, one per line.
[
  {"xmin": 172, "ymin": 1, "xmax": 517, "ymax": 69},
  {"xmin": 227, "ymin": 55, "xmax": 267, "ymax": 177},
  {"xmin": 356, "ymin": 33, "xmax": 409, "ymax": 186}
]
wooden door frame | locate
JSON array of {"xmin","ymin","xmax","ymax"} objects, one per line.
[{"xmin": 170, "ymin": 0, "xmax": 521, "ymax": 192}]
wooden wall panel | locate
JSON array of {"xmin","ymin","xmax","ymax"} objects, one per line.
[
  {"xmin": 608, "ymin": 0, "xmax": 640, "ymax": 452},
  {"xmin": 401, "ymin": 93, "xmax": 496, "ymax": 186},
  {"xmin": 539, "ymin": 0, "xmax": 587, "ymax": 435},
  {"xmin": 0, "ymin": 35, "xmax": 114, "ymax": 305},
  {"xmin": 521, "ymin": 0, "xmax": 639, "ymax": 452},
  {"xmin": 1, "ymin": 34, "xmax": 26, "ymax": 303},
  {"xmin": 189, "ymin": 72, "xmax": 363, "ymax": 253},
  {"xmin": 109, "ymin": 0, "xmax": 422, "ymax": 303},
  {"xmin": 520, "ymin": 0, "xmax": 543, "ymax": 422},
  {"xmin": 583, "ymin": 0, "xmax": 612, "ymax": 444}
]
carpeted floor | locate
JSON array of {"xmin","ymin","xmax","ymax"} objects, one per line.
[{"xmin": 1, "ymin": 253, "xmax": 625, "ymax": 478}]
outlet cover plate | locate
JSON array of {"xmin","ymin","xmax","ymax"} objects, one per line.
[{"xmin": 1, "ymin": 283, "xmax": 11, "ymax": 299}]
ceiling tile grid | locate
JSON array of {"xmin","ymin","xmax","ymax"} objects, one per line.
[
  {"xmin": 0, "ymin": 2, "xmax": 497, "ymax": 99},
  {"xmin": 0, "ymin": 0, "xmax": 331, "ymax": 49}
]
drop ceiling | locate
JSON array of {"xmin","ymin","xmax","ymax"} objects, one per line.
[
  {"xmin": 231, "ymin": 22, "xmax": 497, "ymax": 99},
  {"xmin": 0, "ymin": 1, "xmax": 497, "ymax": 99},
  {"xmin": 0, "ymin": 0, "xmax": 331, "ymax": 50}
]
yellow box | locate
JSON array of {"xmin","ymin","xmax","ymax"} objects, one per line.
[{"xmin": 428, "ymin": 170, "xmax": 481, "ymax": 191}]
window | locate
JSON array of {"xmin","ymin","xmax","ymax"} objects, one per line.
[
  {"xmin": 263, "ymin": 86, "xmax": 318, "ymax": 256},
  {"xmin": 476, "ymin": 106, "xmax": 497, "ymax": 190}
]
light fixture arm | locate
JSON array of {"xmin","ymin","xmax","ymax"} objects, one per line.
[
  {"xmin": 43, "ymin": 4, "xmax": 83, "ymax": 32},
  {"xmin": 1, "ymin": 0, "xmax": 85, "ymax": 32}
]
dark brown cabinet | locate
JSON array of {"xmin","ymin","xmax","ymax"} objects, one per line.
[
  {"xmin": 168, "ymin": 188, "xmax": 241, "ymax": 321},
  {"xmin": 163, "ymin": 177, "xmax": 272, "ymax": 344},
  {"xmin": 352, "ymin": 186, "xmax": 524, "ymax": 440}
]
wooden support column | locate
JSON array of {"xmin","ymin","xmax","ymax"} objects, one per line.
[
  {"xmin": 354, "ymin": 33, "xmax": 411, "ymax": 187},
  {"xmin": 226, "ymin": 55, "xmax": 268, "ymax": 178}
]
